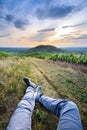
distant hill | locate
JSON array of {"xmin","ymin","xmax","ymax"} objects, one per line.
[
  {"xmin": 0, "ymin": 47, "xmax": 30, "ymax": 53},
  {"xmin": 27, "ymin": 45, "xmax": 63, "ymax": 53},
  {"xmin": 61, "ymin": 47, "xmax": 87, "ymax": 54}
]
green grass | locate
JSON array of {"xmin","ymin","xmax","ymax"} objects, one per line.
[
  {"xmin": 0, "ymin": 56, "xmax": 87, "ymax": 130},
  {"xmin": 0, "ymin": 52, "xmax": 9, "ymax": 58},
  {"xmin": 22, "ymin": 52, "xmax": 53, "ymax": 59},
  {"xmin": 49, "ymin": 53, "xmax": 87, "ymax": 64},
  {"xmin": 23, "ymin": 51, "xmax": 87, "ymax": 65}
]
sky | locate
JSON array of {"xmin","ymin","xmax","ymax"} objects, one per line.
[{"xmin": 0, "ymin": 0, "xmax": 87, "ymax": 47}]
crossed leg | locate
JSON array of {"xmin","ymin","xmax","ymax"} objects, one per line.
[
  {"xmin": 39, "ymin": 95, "xmax": 83, "ymax": 130},
  {"xmin": 7, "ymin": 78, "xmax": 83, "ymax": 130}
]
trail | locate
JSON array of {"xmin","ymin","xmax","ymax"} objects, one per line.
[
  {"xmin": 0, "ymin": 57, "xmax": 87, "ymax": 130},
  {"xmin": 29, "ymin": 58, "xmax": 65, "ymax": 98},
  {"xmin": 28, "ymin": 59, "xmax": 57, "ymax": 98}
]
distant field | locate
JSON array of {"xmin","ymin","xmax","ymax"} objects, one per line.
[
  {"xmin": 0, "ymin": 46, "xmax": 87, "ymax": 53},
  {"xmin": 0, "ymin": 56, "xmax": 87, "ymax": 130},
  {"xmin": 60, "ymin": 47, "xmax": 87, "ymax": 53},
  {"xmin": 0, "ymin": 47, "xmax": 30, "ymax": 54}
]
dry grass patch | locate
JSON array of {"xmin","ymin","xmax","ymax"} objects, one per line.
[{"xmin": 0, "ymin": 57, "xmax": 87, "ymax": 130}]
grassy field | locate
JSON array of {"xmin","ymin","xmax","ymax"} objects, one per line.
[{"xmin": 0, "ymin": 56, "xmax": 87, "ymax": 130}]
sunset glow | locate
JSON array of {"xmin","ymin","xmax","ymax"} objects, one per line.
[{"xmin": 0, "ymin": 0, "xmax": 87, "ymax": 47}]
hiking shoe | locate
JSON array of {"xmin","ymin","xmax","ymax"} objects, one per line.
[
  {"xmin": 34, "ymin": 86, "xmax": 43, "ymax": 101},
  {"xmin": 23, "ymin": 77, "xmax": 36, "ymax": 89}
]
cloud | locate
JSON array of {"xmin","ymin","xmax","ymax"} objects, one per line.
[
  {"xmin": 0, "ymin": 33, "xmax": 10, "ymax": 38},
  {"xmin": 5, "ymin": 14, "xmax": 14, "ymax": 22},
  {"xmin": 0, "ymin": 15, "xmax": 5, "ymax": 19},
  {"xmin": 13, "ymin": 19, "xmax": 29, "ymax": 30},
  {"xmin": 62, "ymin": 22, "xmax": 87, "ymax": 28},
  {"xmin": 0, "ymin": 14, "xmax": 14, "ymax": 22},
  {"xmin": 5, "ymin": 14, "xmax": 29, "ymax": 30},
  {"xmin": 74, "ymin": 34, "xmax": 87, "ymax": 39},
  {"xmin": 61, "ymin": 33, "xmax": 87, "ymax": 41},
  {"xmin": 38, "ymin": 28, "xmax": 55, "ymax": 32},
  {"xmin": 35, "ymin": 5, "xmax": 75, "ymax": 19},
  {"xmin": 0, "ymin": 13, "xmax": 29, "ymax": 30},
  {"xmin": 30, "ymin": 32, "xmax": 46, "ymax": 42}
]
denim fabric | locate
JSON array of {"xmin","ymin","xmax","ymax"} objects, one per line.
[
  {"xmin": 7, "ymin": 89, "xmax": 83, "ymax": 130},
  {"xmin": 39, "ymin": 95, "xmax": 83, "ymax": 130},
  {"xmin": 7, "ymin": 87, "xmax": 35, "ymax": 130}
]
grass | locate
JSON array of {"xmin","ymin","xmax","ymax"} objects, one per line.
[
  {"xmin": 0, "ymin": 56, "xmax": 87, "ymax": 130},
  {"xmin": 50, "ymin": 53, "xmax": 87, "ymax": 64},
  {"xmin": 0, "ymin": 52, "xmax": 9, "ymax": 58},
  {"xmin": 23, "ymin": 51, "xmax": 87, "ymax": 64}
]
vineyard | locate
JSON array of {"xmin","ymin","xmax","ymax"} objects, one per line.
[
  {"xmin": 26, "ymin": 52, "xmax": 87, "ymax": 64},
  {"xmin": 0, "ymin": 50, "xmax": 87, "ymax": 64},
  {"xmin": 0, "ymin": 47, "xmax": 87, "ymax": 130},
  {"xmin": 0, "ymin": 56, "xmax": 87, "ymax": 130},
  {"xmin": 50, "ymin": 53, "xmax": 87, "ymax": 64}
]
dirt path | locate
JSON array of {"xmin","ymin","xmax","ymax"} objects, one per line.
[
  {"xmin": 30, "ymin": 60, "xmax": 64, "ymax": 98},
  {"xmin": 29, "ymin": 59, "xmax": 87, "ymax": 130},
  {"xmin": 28, "ymin": 58, "xmax": 87, "ymax": 100},
  {"xmin": 29, "ymin": 59, "xmax": 58, "ymax": 98},
  {"xmin": 46, "ymin": 60, "xmax": 87, "ymax": 74},
  {"xmin": 0, "ymin": 57, "xmax": 87, "ymax": 130}
]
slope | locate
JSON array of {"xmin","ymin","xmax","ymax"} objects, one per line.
[
  {"xmin": 0, "ymin": 57, "xmax": 87, "ymax": 130},
  {"xmin": 26, "ymin": 45, "xmax": 63, "ymax": 53}
]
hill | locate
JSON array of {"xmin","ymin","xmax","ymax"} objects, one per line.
[
  {"xmin": 23, "ymin": 46, "xmax": 87, "ymax": 65},
  {"xmin": 26, "ymin": 45, "xmax": 63, "ymax": 53},
  {"xmin": 0, "ymin": 47, "xmax": 29, "ymax": 53}
]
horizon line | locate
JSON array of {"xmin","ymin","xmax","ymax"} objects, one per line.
[{"xmin": 0, "ymin": 46, "xmax": 87, "ymax": 48}]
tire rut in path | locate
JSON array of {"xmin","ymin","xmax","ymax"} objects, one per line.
[{"xmin": 31, "ymin": 60, "xmax": 65, "ymax": 98}]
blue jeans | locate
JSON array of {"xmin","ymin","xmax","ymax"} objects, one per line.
[{"xmin": 7, "ymin": 87, "xmax": 83, "ymax": 130}]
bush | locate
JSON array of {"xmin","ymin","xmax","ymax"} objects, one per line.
[
  {"xmin": 0, "ymin": 52, "xmax": 9, "ymax": 58},
  {"xmin": 50, "ymin": 53, "xmax": 87, "ymax": 64}
]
